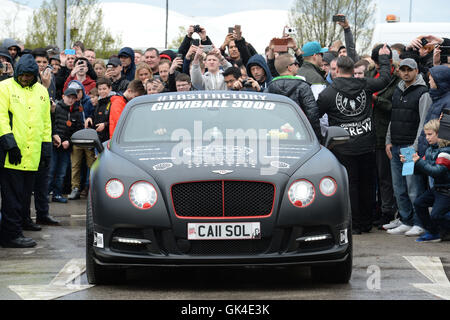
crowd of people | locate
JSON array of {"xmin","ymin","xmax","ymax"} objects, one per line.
[{"xmin": 0, "ymin": 15, "xmax": 449, "ymax": 248}]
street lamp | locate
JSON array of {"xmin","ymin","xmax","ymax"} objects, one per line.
[{"xmin": 165, "ymin": 0, "xmax": 169, "ymax": 48}]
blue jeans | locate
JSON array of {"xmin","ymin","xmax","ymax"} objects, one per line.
[
  {"xmin": 48, "ymin": 146, "xmax": 71, "ymax": 197},
  {"xmin": 390, "ymin": 145, "xmax": 426, "ymax": 227},
  {"xmin": 414, "ymin": 188, "xmax": 450, "ymax": 235}
]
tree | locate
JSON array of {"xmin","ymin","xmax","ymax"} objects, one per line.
[
  {"xmin": 169, "ymin": 26, "xmax": 187, "ymax": 50},
  {"xmin": 289, "ymin": 0, "xmax": 375, "ymax": 54},
  {"xmin": 25, "ymin": 0, "xmax": 121, "ymax": 58}
]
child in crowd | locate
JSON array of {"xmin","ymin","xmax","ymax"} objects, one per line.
[
  {"xmin": 404, "ymin": 119, "xmax": 450, "ymax": 242},
  {"xmin": 48, "ymin": 87, "xmax": 85, "ymax": 203},
  {"xmin": 85, "ymin": 77, "xmax": 114, "ymax": 143}
]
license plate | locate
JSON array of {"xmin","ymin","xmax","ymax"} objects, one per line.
[{"xmin": 187, "ymin": 222, "xmax": 261, "ymax": 240}]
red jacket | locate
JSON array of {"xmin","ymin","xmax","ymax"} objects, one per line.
[
  {"xmin": 109, "ymin": 95, "xmax": 128, "ymax": 138},
  {"xmin": 63, "ymin": 75, "xmax": 96, "ymax": 95}
]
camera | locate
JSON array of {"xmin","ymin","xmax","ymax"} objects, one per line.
[
  {"xmin": 0, "ymin": 62, "xmax": 6, "ymax": 73},
  {"xmin": 284, "ymin": 26, "xmax": 297, "ymax": 35},
  {"xmin": 421, "ymin": 38, "xmax": 428, "ymax": 46},
  {"xmin": 241, "ymin": 79, "xmax": 253, "ymax": 88},
  {"xmin": 193, "ymin": 25, "xmax": 202, "ymax": 33}
]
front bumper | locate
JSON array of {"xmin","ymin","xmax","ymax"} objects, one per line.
[{"xmin": 92, "ymin": 225, "xmax": 351, "ymax": 267}]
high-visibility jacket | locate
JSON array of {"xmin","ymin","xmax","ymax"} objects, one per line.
[{"xmin": 0, "ymin": 54, "xmax": 52, "ymax": 171}]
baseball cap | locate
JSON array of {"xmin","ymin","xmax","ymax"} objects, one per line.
[
  {"xmin": 68, "ymin": 82, "xmax": 83, "ymax": 91},
  {"xmin": 399, "ymin": 58, "xmax": 418, "ymax": 70},
  {"xmin": 64, "ymin": 87, "xmax": 78, "ymax": 97},
  {"xmin": 302, "ymin": 41, "xmax": 328, "ymax": 57},
  {"xmin": 107, "ymin": 57, "xmax": 121, "ymax": 67}
]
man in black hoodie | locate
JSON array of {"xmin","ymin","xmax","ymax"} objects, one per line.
[{"xmin": 317, "ymin": 45, "xmax": 392, "ymax": 235}]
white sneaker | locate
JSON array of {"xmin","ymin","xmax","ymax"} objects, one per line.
[
  {"xmin": 387, "ymin": 223, "xmax": 412, "ymax": 235},
  {"xmin": 382, "ymin": 218, "xmax": 402, "ymax": 230},
  {"xmin": 405, "ymin": 225, "xmax": 426, "ymax": 237}
]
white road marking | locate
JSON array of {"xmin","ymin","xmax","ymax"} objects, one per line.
[
  {"xmin": 8, "ymin": 259, "xmax": 93, "ymax": 300},
  {"xmin": 404, "ymin": 256, "xmax": 450, "ymax": 300}
]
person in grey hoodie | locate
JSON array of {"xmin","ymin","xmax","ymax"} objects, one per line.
[
  {"xmin": 385, "ymin": 58, "xmax": 432, "ymax": 237},
  {"xmin": 191, "ymin": 47, "xmax": 232, "ymax": 91},
  {"xmin": 2, "ymin": 38, "xmax": 21, "ymax": 66}
]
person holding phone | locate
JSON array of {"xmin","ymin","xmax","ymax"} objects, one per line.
[
  {"xmin": 191, "ymin": 46, "xmax": 232, "ymax": 91},
  {"xmin": 333, "ymin": 14, "xmax": 359, "ymax": 63},
  {"xmin": 63, "ymin": 57, "xmax": 96, "ymax": 95},
  {"xmin": 105, "ymin": 57, "xmax": 129, "ymax": 95},
  {"xmin": 54, "ymin": 49, "xmax": 77, "ymax": 100},
  {"xmin": 0, "ymin": 48, "xmax": 14, "ymax": 81}
]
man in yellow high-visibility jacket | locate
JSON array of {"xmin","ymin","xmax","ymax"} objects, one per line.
[{"xmin": 0, "ymin": 54, "xmax": 52, "ymax": 248}]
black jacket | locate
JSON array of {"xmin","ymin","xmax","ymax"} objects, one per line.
[
  {"xmin": 266, "ymin": 75, "xmax": 322, "ymax": 141},
  {"xmin": 88, "ymin": 94, "xmax": 114, "ymax": 142},
  {"xmin": 317, "ymin": 54, "xmax": 391, "ymax": 155},
  {"xmin": 111, "ymin": 76, "xmax": 129, "ymax": 95},
  {"xmin": 52, "ymin": 100, "xmax": 84, "ymax": 145}
]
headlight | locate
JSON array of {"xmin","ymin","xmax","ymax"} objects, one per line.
[
  {"xmin": 129, "ymin": 181, "xmax": 158, "ymax": 209},
  {"xmin": 320, "ymin": 177, "xmax": 337, "ymax": 197},
  {"xmin": 105, "ymin": 179, "xmax": 124, "ymax": 199},
  {"xmin": 288, "ymin": 179, "xmax": 315, "ymax": 208}
]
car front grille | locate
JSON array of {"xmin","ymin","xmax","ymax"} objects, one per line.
[{"xmin": 171, "ymin": 180, "xmax": 275, "ymax": 218}]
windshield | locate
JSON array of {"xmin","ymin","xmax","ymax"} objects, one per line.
[{"xmin": 119, "ymin": 99, "xmax": 311, "ymax": 144}]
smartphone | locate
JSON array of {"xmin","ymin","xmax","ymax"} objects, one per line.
[
  {"xmin": 272, "ymin": 38, "xmax": 289, "ymax": 52},
  {"xmin": 153, "ymin": 75, "xmax": 161, "ymax": 81},
  {"xmin": 333, "ymin": 15, "xmax": 346, "ymax": 22},
  {"xmin": 192, "ymin": 39, "xmax": 200, "ymax": 46},
  {"xmin": 64, "ymin": 49, "xmax": 76, "ymax": 55},
  {"xmin": 176, "ymin": 53, "xmax": 183, "ymax": 60},
  {"xmin": 203, "ymin": 45, "xmax": 213, "ymax": 53},
  {"xmin": 228, "ymin": 27, "xmax": 234, "ymax": 34}
]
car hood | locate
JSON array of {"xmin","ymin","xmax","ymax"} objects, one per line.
[{"xmin": 111, "ymin": 141, "xmax": 320, "ymax": 183}]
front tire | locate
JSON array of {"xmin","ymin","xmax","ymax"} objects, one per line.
[
  {"xmin": 86, "ymin": 192, "xmax": 125, "ymax": 285},
  {"xmin": 311, "ymin": 234, "xmax": 353, "ymax": 284}
]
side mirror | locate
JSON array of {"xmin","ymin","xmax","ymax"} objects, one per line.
[
  {"xmin": 71, "ymin": 129, "xmax": 104, "ymax": 153},
  {"xmin": 324, "ymin": 126, "xmax": 350, "ymax": 150}
]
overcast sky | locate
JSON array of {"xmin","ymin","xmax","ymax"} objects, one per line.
[{"xmin": 28, "ymin": 0, "xmax": 450, "ymax": 23}]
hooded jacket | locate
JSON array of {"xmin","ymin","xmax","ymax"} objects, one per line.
[
  {"xmin": 0, "ymin": 54, "xmax": 52, "ymax": 171},
  {"xmin": 415, "ymin": 145, "xmax": 450, "ymax": 189},
  {"xmin": 246, "ymin": 54, "xmax": 273, "ymax": 91},
  {"xmin": 63, "ymin": 73, "xmax": 96, "ymax": 96},
  {"xmin": 266, "ymin": 75, "xmax": 322, "ymax": 141},
  {"xmin": 52, "ymin": 99, "xmax": 84, "ymax": 145},
  {"xmin": 317, "ymin": 54, "xmax": 392, "ymax": 155},
  {"xmin": 2, "ymin": 38, "xmax": 21, "ymax": 65},
  {"xmin": 0, "ymin": 47, "xmax": 13, "ymax": 81},
  {"xmin": 417, "ymin": 66, "xmax": 450, "ymax": 156},
  {"xmin": 66, "ymin": 79, "xmax": 94, "ymax": 120},
  {"xmin": 118, "ymin": 47, "xmax": 136, "ymax": 82}
]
